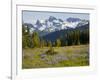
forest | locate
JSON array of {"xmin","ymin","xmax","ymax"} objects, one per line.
[{"xmin": 22, "ymin": 24, "xmax": 89, "ymax": 48}]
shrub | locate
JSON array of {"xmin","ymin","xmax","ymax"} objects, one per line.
[{"xmin": 45, "ymin": 47, "xmax": 58, "ymax": 55}]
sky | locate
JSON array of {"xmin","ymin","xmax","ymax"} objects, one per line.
[{"xmin": 22, "ymin": 10, "xmax": 89, "ymax": 25}]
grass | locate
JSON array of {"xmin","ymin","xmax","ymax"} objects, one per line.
[{"xmin": 22, "ymin": 45, "xmax": 89, "ymax": 69}]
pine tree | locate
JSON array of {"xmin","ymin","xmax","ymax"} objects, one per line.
[
  {"xmin": 56, "ymin": 39, "xmax": 61, "ymax": 47},
  {"xmin": 22, "ymin": 25, "xmax": 31, "ymax": 48},
  {"xmin": 48, "ymin": 41, "xmax": 52, "ymax": 47},
  {"xmin": 32, "ymin": 32, "xmax": 40, "ymax": 47}
]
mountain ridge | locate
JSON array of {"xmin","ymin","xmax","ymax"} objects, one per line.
[{"xmin": 23, "ymin": 16, "xmax": 89, "ymax": 36}]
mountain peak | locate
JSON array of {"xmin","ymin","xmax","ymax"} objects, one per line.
[
  {"xmin": 35, "ymin": 20, "xmax": 42, "ymax": 27},
  {"xmin": 66, "ymin": 17, "xmax": 81, "ymax": 22},
  {"xmin": 48, "ymin": 16, "xmax": 57, "ymax": 22}
]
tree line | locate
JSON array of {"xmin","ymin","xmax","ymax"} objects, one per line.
[{"xmin": 22, "ymin": 25, "xmax": 89, "ymax": 48}]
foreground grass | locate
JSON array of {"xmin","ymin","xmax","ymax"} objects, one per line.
[{"xmin": 22, "ymin": 45, "xmax": 89, "ymax": 69}]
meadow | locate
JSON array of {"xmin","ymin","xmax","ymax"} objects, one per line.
[{"xmin": 22, "ymin": 45, "xmax": 89, "ymax": 69}]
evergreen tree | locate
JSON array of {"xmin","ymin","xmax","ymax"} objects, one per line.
[
  {"xmin": 32, "ymin": 32, "xmax": 40, "ymax": 47},
  {"xmin": 48, "ymin": 41, "xmax": 52, "ymax": 47},
  {"xmin": 56, "ymin": 39, "xmax": 61, "ymax": 47},
  {"xmin": 22, "ymin": 25, "xmax": 31, "ymax": 48}
]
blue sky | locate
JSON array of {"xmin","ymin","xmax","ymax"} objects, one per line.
[{"xmin": 22, "ymin": 10, "xmax": 89, "ymax": 25}]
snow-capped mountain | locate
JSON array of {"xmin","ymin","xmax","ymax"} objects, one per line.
[
  {"xmin": 66, "ymin": 17, "xmax": 81, "ymax": 22},
  {"xmin": 23, "ymin": 16, "xmax": 89, "ymax": 35}
]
